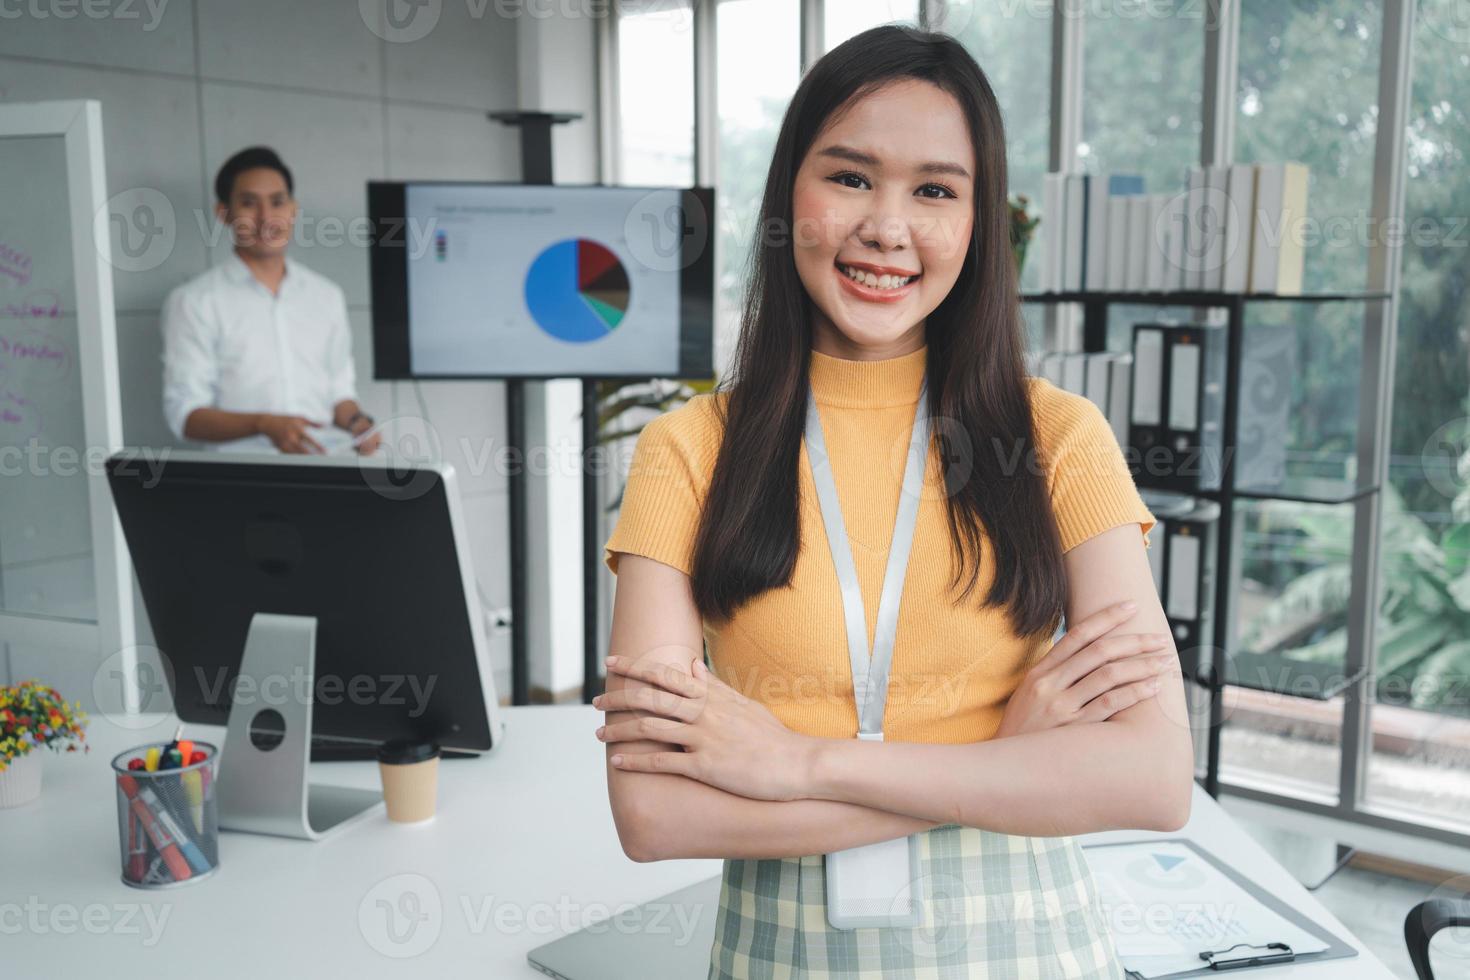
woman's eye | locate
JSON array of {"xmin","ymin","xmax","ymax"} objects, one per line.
[
  {"xmin": 918, "ymin": 183, "xmax": 957, "ymax": 200},
  {"xmin": 829, "ymin": 173, "xmax": 957, "ymax": 199}
]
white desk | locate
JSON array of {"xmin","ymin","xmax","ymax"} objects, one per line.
[{"xmin": 3, "ymin": 706, "xmax": 1393, "ymax": 978}]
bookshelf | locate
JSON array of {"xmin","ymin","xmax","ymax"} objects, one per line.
[{"xmin": 1021, "ymin": 289, "xmax": 1392, "ymax": 797}]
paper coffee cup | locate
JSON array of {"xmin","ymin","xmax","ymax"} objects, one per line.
[{"xmin": 376, "ymin": 740, "xmax": 440, "ymax": 823}]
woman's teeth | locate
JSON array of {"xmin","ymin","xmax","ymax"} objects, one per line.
[{"xmin": 837, "ymin": 263, "xmax": 917, "ymax": 290}]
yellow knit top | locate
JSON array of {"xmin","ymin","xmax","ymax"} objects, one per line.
[{"xmin": 604, "ymin": 345, "xmax": 1157, "ymax": 744}]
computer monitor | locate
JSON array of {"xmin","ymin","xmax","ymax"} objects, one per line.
[
  {"xmin": 105, "ymin": 450, "xmax": 505, "ymax": 838},
  {"xmin": 367, "ymin": 180, "xmax": 715, "ymax": 380}
]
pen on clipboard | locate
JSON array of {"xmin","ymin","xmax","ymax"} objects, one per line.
[{"xmin": 1199, "ymin": 941, "xmax": 1295, "ymax": 970}]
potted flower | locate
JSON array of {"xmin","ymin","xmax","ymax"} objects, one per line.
[
  {"xmin": 0, "ymin": 679, "xmax": 89, "ymax": 808},
  {"xmin": 1009, "ymin": 193, "xmax": 1040, "ymax": 278}
]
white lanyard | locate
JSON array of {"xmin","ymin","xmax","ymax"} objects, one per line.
[{"xmin": 803, "ymin": 380, "xmax": 930, "ymax": 740}]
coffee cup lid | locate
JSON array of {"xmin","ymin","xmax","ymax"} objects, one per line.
[{"xmin": 377, "ymin": 739, "xmax": 440, "ymax": 765}]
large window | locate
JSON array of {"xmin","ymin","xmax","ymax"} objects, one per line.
[
  {"xmin": 824, "ymin": 0, "xmax": 920, "ymax": 51},
  {"xmin": 949, "ymin": 1, "xmax": 1053, "ymax": 294},
  {"xmin": 715, "ymin": 0, "xmax": 800, "ymax": 374},
  {"xmin": 1365, "ymin": 0, "xmax": 1470, "ymax": 830},
  {"xmin": 615, "ymin": 0, "xmax": 695, "ymax": 187},
  {"xmin": 1235, "ymin": 1, "xmax": 1383, "ymax": 293},
  {"xmin": 1081, "ymin": 4, "xmax": 1204, "ymax": 199}
]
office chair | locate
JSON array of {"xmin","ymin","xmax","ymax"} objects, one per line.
[{"xmin": 1406, "ymin": 898, "xmax": 1470, "ymax": 980}]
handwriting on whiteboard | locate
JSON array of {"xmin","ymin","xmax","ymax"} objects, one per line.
[
  {"xmin": 0, "ymin": 390, "xmax": 42, "ymax": 439},
  {"xmin": 0, "ymin": 242, "xmax": 31, "ymax": 287},
  {"xmin": 0, "ymin": 290, "xmax": 61, "ymax": 320}
]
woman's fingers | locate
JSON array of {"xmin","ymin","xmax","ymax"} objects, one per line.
[
  {"xmin": 1068, "ymin": 653, "xmax": 1173, "ymax": 715},
  {"xmin": 604, "ymin": 654, "xmax": 706, "ymax": 699},
  {"xmin": 593, "ymin": 685, "xmax": 699, "ymax": 721},
  {"xmin": 1033, "ymin": 601, "xmax": 1139, "ymax": 672},
  {"xmin": 1053, "ymin": 631, "xmax": 1173, "ymax": 690},
  {"xmin": 1072, "ymin": 674, "xmax": 1167, "ymax": 725},
  {"xmin": 597, "ymin": 715, "xmax": 695, "ymax": 746},
  {"xmin": 609, "ymin": 751, "xmax": 697, "ymax": 777}
]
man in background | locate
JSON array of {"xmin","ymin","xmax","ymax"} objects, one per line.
[{"xmin": 161, "ymin": 146, "xmax": 379, "ymax": 454}]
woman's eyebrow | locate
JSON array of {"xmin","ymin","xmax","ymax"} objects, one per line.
[{"xmin": 815, "ymin": 144, "xmax": 971, "ymax": 181}]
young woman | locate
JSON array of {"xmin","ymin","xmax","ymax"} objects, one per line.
[{"xmin": 597, "ymin": 25, "xmax": 1194, "ymax": 978}]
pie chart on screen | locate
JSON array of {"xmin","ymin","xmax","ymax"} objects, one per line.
[{"xmin": 524, "ymin": 238, "xmax": 631, "ymax": 343}]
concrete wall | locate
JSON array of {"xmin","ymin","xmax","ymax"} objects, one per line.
[{"xmin": 0, "ymin": 0, "xmax": 604, "ymax": 707}]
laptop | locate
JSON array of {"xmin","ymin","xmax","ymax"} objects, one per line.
[{"xmin": 527, "ymin": 876, "xmax": 721, "ymax": 979}]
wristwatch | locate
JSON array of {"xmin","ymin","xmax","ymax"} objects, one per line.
[{"xmin": 345, "ymin": 410, "xmax": 375, "ymax": 434}]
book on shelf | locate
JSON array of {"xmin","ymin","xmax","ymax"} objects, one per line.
[
  {"xmin": 1063, "ymin": 174, "xmax": 1087, "ymax": 292},
  {"xmin": 1249, "ymin": 162, "xmax": 1309, "ymax": 295},
  {"xmin": 1027, "ymin": 348, "xmax": 1134, "ymax": 446},
  {"xmin": 1125, "ymin": 195, "xmax": 1150, "ymax": 291},
  {"xmin": 1084, "ymin": 174, "xmax": 1111, "ymax": 291},
  {"xmin": 1222, "ymin": 163, "xmax": 1257, "ymax": 293},
  {"xmin": 1042, "ymin": 171, "xmax": 1066, "ymax": 293},
  {"xmin": 1202, "ymin": 165, "xmax": 1230, "ymax": 291},
  {"xmin": 1145, "ymin": 193, "xmax": 1171, "ymax": 291},
  {"xmin": 1105, "ymin": 194, "xmax": 1131, "ymax": 291},
  {"xmin": 1162, "ymin": 190, "xmax": 1187, "ymax": 291}
]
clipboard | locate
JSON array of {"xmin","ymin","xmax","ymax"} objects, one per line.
[{"xmin": 1081, "ymin": 838, "xmax": 1359, "ymax": 978}]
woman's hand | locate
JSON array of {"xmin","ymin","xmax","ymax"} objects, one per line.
[
  {"xmin": 595, "ymin": 655, "xmax": 816, "ymax": 802},
  {"xmin": 994, "ymin": 601, "xmax": 1177, "ymax": 739}
]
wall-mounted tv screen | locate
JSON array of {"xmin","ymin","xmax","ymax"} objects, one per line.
[{"xmin": 368, "ymin": 181, "xmax": 715, "ymax": 380}]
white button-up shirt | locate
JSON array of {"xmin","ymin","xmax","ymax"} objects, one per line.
[{"xmin": 161, "ymin": 253, "xmax": 357, "ymax": 452}]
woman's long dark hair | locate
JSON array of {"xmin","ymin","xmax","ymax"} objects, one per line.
[{"xmin": 690, "ymin": 25, "xmax": 1067, "ymax": 640}]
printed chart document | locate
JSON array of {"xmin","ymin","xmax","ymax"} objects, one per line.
[{"xmin": 1085, "ymin": 840, "xmax": 1329, "ymax": 978}]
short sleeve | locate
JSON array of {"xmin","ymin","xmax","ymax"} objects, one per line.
[
  {"xmin": 604, "ymin": 410, "xmax": 708, "ymax": 577},
  {"xmin": 1042, "ymin": 390, "xmax": 1157, "ymax": 554}
]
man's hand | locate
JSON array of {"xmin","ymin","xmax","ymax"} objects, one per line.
[
  {"xmin": 353, "ymin": 429, "xmax": 382, "ymax": 455},
  {"xmin": 256, "ymin": 414, "xmax": 326, "ymax": 454}
]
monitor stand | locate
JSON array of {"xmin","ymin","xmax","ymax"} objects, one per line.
[{"xmin": 217, "ymin": 612, "xmax": 384, "ymax": 840}]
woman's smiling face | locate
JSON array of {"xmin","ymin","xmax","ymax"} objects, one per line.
[{"xmin": 792, "ymin": 78, "xmax": 976, "ymax": 359}]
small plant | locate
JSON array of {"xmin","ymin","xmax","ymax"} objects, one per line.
[
  {"xmin": 0, "ymin": 680, "xmax": 89, "ymax": 773},
  {"xmin": 1009, "ymin": 193, "xmax": 1040, "ymax": 277},
  {"xmin": 596, "ymin": 376, "xmax": 717, "ymax": 510}
]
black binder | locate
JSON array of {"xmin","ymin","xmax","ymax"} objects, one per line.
[
  {"xmin": 1140, "ymin": 490, "xmax": 1220, "ymax": 686},
  {"xmin": 1128, "ymin": 323, "xmax": 1226, "ymax": 493}
]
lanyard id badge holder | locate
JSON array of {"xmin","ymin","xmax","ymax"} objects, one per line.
[{"xmin": 804, "ymin": 380, "xmax": 930, "ymax": 931}]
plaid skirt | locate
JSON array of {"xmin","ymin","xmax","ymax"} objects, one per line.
[{"xmin": 707, "ymin": 824, "xmax": 1127, "ymax": 979}]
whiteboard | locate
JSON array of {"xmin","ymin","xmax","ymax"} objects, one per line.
[
  {"xmin": 0, "ymin": 133, "xmax": 94, "ymax": 620},
  {"xmin": 0, "ymin": 101, "xmax": 134, "ymax": 718}
]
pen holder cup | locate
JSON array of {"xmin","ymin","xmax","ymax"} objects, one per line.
[{"xmin": 111, "ymin": 742, "xmax": 220, "ymax": 889}]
